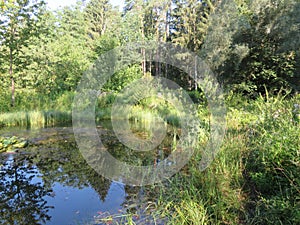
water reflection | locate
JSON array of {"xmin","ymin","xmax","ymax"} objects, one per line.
[
  {"xmin": 0, "ymin": 123, "xmax": 174, "ymax": 224},
  {"xmin": 0, "ymin": 154, "xmax": 52, "ymax": 225}
]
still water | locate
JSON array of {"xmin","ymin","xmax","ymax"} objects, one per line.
[{"xmin": 0, "ymin": 121, "xmax": 175, "ymax": 224}]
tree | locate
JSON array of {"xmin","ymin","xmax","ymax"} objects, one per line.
[
  {"xmin": 145, "ymin": 0, "xmax": 172, "ymax": 77},
  {"xmin": 84, "ymin": 0, "xmax": 112, "ymax": 39},
  {"xmin": 84, "ymin": 0, "xmax": 121, "ymax": 57},
  {"xmin": 202, "ymin": 0, "xmax": 299, "ymax": 96},
  {"xmin": 122, "ymin": 0, "xmax": 149, "ymax": 76},
  {"xmin": 171, "ymin": 0, "xmax": 216, "ymax": 90},
  {"xmin": 0, "ymin": 0, "xmax": 46, "ymax": 107}
]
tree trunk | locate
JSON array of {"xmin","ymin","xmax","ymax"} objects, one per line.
[
  {"xmin": 194, "ymin": 56, "xmax": 198, "ymax": 91},
  {"xmin": 10, "ymin": 47, "xmax": 15, "ymax": 107},
  {"xmin": 149, "ymin": 52, "xmax": 152, "ymax": 75},
  {"xmin": 192, "ymin": 5, "xmax": 198, "ymax": 91},
  {"xmin": 11, "ymin": 77, "xmax": 15, "ymax": 107},
  {"xmin": 156, "ymin": 22, "xmax": 160, "ymax": 76},
  {"xmin": 142, "ymin": 48, "xmax": 146, "ymax": 76},
  {"xmin": 164, "ymin": 2, "xmax": 171, "ymax": 78},
  {"xmin": 140, "ymin": 8, "xmax": 146, "ymax": 76}
]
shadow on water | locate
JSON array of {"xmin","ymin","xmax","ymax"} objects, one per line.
[{"xmin": 0, "ymin": 121, "xmax": 177, "ymax": 224}]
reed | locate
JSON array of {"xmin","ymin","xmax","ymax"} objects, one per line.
[
  {"xmin": 153, "ymin": 93, "xmax": 300, "ymax": 225},
  {"xmin": 0, "ymin": 110, "xmax": 71, "ymax": 128}
]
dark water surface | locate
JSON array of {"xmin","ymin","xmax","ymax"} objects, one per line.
[{"xmin": 0, "ymin": 121, "xmax": 175, "ymax": 224}]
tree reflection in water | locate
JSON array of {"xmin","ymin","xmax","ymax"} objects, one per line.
[
  {"xmin": 0, "ymin": 128, "xmax": 114, "ymax": 225},
  {"xmin": 29, "ymin": 135, "xmax": 112, "ymax": 203},
  {"xmin": 0, "ymin": 153, "xmax": 53, "ymax": 225},
  {"xmin": 0, "ymin": 123, "xmax": 178, "ymax": 224}
]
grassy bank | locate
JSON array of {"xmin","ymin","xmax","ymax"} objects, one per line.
[
  {"xmin": 0, "ymin": 89, "xmax": 203, "ymax": 128},
  {"xmin": 0, "ymin": 110, "xmax": 72, "ymax": 128},
  {"xmin": 1, "ymin": 89, "xmax": 299, "ymax": 224},
  {"xmin": 0, "ymin": 91, "xmax": 112, "ymax": 128},
  {"xmin": 0, "ymin": 91, "xmax": 74, "ymax": 128},
  {"xmin": 85, "ymin": 93, "xmax": 299, "ymax": 225},
  {"xmin": 151, "ymin": 93, "xmax": 300, "ymax": 224},
  {"xmin": 0, "ymin": 91, "xmax": 184, "ymax": 128}
]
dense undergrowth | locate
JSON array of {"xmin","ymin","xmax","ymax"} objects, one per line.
[
  {"xmin": 0, "ymin": 89, "xmax": 197, "ymax": 128},
  {"xmin": 0, "ymin": 90, "xmax": 299, "ymax": 225},
  {"xmin": 151, "ymin": 92, "xmax": 300, "ymax": 225}
]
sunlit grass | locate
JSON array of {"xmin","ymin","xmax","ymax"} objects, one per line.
[
  {"xmin": 0, "ymin": 110, "xmax": 71, "ymax": 128},
  {"xmin": 1, "ymin": 90, "xmax": 299, "ymax": 225},
  {"xmin": 152, "ymin": 93, "xmax": 300, "ymax": 225}
]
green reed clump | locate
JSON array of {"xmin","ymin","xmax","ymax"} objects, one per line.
[
  {"xmin": 157, "ymin": 128, "xmax": 247, "ymax": 224},
  {"xmin": 43, "ymin": 111, "xmax": 72, "ymax": 126},
  {"xmin": 154, "ymin": 92, "xmax": 299, "ymax": 225},
  {"xmin": 0, "ymin": 90, "xmax": 75, "ymax": 128},
  {"xmin": 0, "ymin": 110, "xmax": 71, "ymax": 128},
  {"xmin": 244, "ymin": 93, "xmax": 300, "ymax": 225},
  {"xmin": 0, "ymin": 111, "xmax": 29, "ymax": 127}
]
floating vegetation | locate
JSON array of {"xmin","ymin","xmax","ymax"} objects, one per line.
[
  {"xmin": 93, "ymin": 209, "xmax": 165, "ymax": 225},
  {"xmin": 0, "ymin": 136, "xmax": 29, "ymax": 153}
]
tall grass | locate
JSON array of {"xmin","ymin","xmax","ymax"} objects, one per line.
[
  {"xmin": 1, "ymin": 87, "xmax": 299, "ymax": 224},
  {"xmin": 95, "ymin": 94, "xmax": 183, "ymax": 126},
  {"xmin": 0, "ymin": 89, "xmax": 184, "ymax": 128},
  {"xmin": 0, "ymin": 111, "xmax": 71, "ymax": 128},
  {"xmin": 243, "ymin": 93, "xmax": 300, "ymax": 224},
  {"xmin": 151, "ymin": 92, "xmax": 300, "ymax": 225},
  {"xmin": 156, "ymin": 128, "xmax": 247, "ymax": 224},
  {"xmin": 0, "ymin": 91, "xmax": 74, "ymax": 128}
]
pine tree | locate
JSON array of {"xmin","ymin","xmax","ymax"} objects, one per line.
[
  {"xmin": 84, "ymin": 0, "xmax": 112, "ymax": 39},
  {"xmin": 171, "ymin": 0, "xmax": 217, "ymax": 90}
]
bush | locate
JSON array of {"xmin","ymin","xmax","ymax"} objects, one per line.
[
  {"xmin": 187, "ymin": 90, "xmax": 206, "ymax": 104},
  {"xmin": 55, "ymin": 91, "xmax": 75, "ymax": 111}
]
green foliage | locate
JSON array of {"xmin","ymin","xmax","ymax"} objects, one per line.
[
  {"xmin": 244, "ymin": 94, "xmax": 300, "ymax": 224},
  {"xmin": 0, "ymin": 0, "xmax": 47, "ymax": 106},
  {"xmin": 44, "ymin": 5, "xmax": 92, "ymax": 93},
  {"xmin": 0, "ymin": 136, "xmax": 28, "ymax": 153},
  {"xmin": 97, "ymin": 92, "xmax": 116, "ymax": 109},
  {"xmin": 172, "ymin": 0, "xmax": 214, "ymax": 51},
  {"xmin": 172, "ymin": 199, "xmax": 209, "ymax": 224},
  {"xmin": 0, "ymin": 1, "xmax": 299, "ymax": 223},
  {"xmin": 151, "ymin": 93, "xmax": 300, "ymax": 225},
  {"xmin": 84, "ymin": 0, "xmax": 116, "ymax": 39},
  {"xmin": 0, "ymin": 89, "xmax": 52, "ymax": 112},
  {"xmin": 93, "ymin": 34, "xmax": 119, "ymax": 57},
  {"xmin": 187, "ymin": 90, "xmax": 206, "ymax": 104},
  {"xmin": 0, "ymin": 0, "xmax": 47, "ymax": 73},
  {"xmin": 202, "ymin": 0, "xmax": 299, "ymax": 96},
  {"xmin": 55, "ymin": 91, "xmax": 75, "ymax": 112},
  {"xmin": 103, "ymin": 65, "xmax": 143, "ymax": 92}
]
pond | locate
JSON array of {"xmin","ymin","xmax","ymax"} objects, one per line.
[{"xmin": 0, "ymin": 121, "xmax": 178, "ymax": 225}]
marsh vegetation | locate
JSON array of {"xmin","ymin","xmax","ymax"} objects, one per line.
[{"xmin": 0, "ymin": 0, "xmax": 299, "ymax": 224}]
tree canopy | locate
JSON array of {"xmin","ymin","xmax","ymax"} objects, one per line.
[{"xmin": 0, "ymin": 0, "xmax": 299, "ymax": 109}]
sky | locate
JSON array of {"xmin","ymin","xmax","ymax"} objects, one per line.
[{"xmin": 46, "ymin": 0, "xmax": 125, "ymax": 11}]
